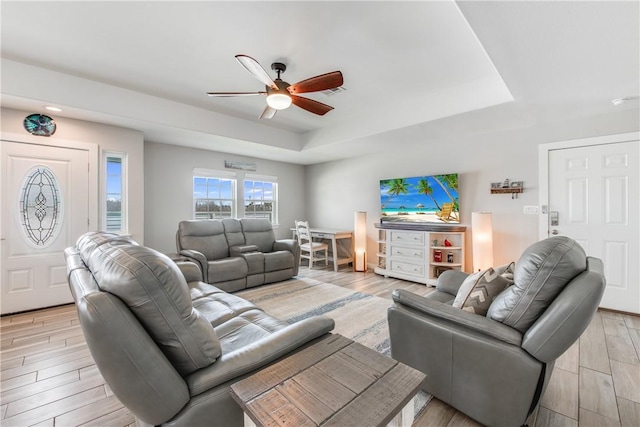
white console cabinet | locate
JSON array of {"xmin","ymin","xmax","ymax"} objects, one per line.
[{"xmin": 374, "ymin": 224, "xmax": 466, "ymax": 286}]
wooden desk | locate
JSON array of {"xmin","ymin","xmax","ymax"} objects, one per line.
[
  {"xmin": 291, "ymin": 228, "xmax": 353, "ymax": 272},
  {"xmin": 230, "ymin": 334, "xmax": 426, "ymax": 427}
]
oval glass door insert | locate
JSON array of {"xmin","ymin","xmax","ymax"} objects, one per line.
[{"xmin": 19, "ymin": 166, "xmax": 63, "ymax": 247}]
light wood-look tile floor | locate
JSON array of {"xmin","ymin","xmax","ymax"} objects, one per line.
[{"xmin": 1, "ymin": 267, "xmax": 638, "ymax": 427}]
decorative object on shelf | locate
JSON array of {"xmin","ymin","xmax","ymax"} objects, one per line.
[
  {"xmin": 447, "ymin": 252, "xmax": 454, "ymax": 263},
  {"xmin": 490, "ymin": 180, "xmax": 524, "ymax": 198},
  {"xmin": 354, "ymin": 211, "xmax": 367, "ymax": 272},
  {"xmin": 434, "ymin": 250, "xmax": 443, "ymax": 262},
  {"xmin": 444, "ymin": 239, "xmax": 452, "ymax": 247},
  {"xmin": 23, "ymin": 113, "xmax": 56, "ymax": 137},
  {"xmin": 435, "ymin": 266, "xmax": 452, "ymax": 278},
  {"xmin": 224, "ymin": 160, "xmax": 256, "ymax": 171},
  {"xmin": 471, "ymin": 212, "xmax": 494, "ymax": 272}
]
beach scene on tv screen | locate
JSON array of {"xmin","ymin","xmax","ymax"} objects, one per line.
[{"xmin": 380, "ymin": 174, "xmax": 459, "ymax": 223}]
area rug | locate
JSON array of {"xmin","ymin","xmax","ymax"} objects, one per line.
[{"xmin": 236, "ymin": 276, "xmax": 432, "ymax": 420}]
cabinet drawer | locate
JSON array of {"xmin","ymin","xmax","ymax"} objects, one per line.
[
  {"xmin": 390, "ymin": 246, "xmax": 424, "ymax": 260},
  {"xmin": 390, "ymin": 231, "xmax": 424, "ymax": 245},
  {"xmin": 390, "ymin": 260, "xmax": 425, "ymax": 277}
]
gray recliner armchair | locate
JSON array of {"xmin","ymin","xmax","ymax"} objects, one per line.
[{"xmin": 388, "ymin": 236, "xmax": 606, "ymax": 427}]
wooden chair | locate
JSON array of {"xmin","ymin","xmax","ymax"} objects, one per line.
[
  {"xmin": 294, "ymin": 220, "xmax": 328, "ymax": 269},
  {"xmin": 436, "ymin": 203, "xmax": 455, "ymax": 222}
]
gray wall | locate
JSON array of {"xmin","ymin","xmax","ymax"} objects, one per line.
[
  {"xmin": 144, "ymin": 141, "xmax": 305, "ymax": 253},
  {"xmin": 305, "ymin": 108, "xmax": 640, "ymax": 271}
]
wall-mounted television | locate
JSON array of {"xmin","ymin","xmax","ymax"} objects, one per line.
[{"xmin": 380, "ymin": 173, "xmax": 459, "ymax": 224}]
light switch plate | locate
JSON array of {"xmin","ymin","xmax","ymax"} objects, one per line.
[{"xmin": 523, "ymin": 205, "xmax": 539, "ymax": 215}]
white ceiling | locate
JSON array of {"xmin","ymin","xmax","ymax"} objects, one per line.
[{"xmin": 1, "ymin": 1, "xmax": 639, "ymax": 165}]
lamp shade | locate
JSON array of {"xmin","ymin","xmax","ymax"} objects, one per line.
[
  {"xmin": 266, "ymin": 93, "xmax": 292, "ymax": 110},
  {"xmin": 354, "ymin": 211, "xmax": 367, "ymax": 271},
  {"xmin": 471, "ymin": 212, "xmax": 494, "ymax": 272}
]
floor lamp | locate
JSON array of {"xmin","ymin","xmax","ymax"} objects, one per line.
[
  {"xmin": 472, "ymin": 212, "xmax": 494, "ymax": 272},
  {"xmin": 354, "ymin": 211, "xmax": 367, "ymax": 272}
]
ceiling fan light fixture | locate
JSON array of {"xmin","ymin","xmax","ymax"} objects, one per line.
[{"xmin": 266, "ymin": 93, "xmax": 292, "ymax": 110}]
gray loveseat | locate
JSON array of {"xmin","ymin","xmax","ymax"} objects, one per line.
[
  {"xmin": 176, "ymin": 218, "xmax": 300, "ymax": 292},
  {"xmin": 65, "ymin": 231, "xmax": 334, "ymax": 427},
  {"xmin": 388, "ymin": 236, "xmax": 606, "ymax": 427}
]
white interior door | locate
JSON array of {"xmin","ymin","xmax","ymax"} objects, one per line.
[
  {"xmin": 1, "ymin": 141, "xmax": 90, "ymax": 314},
  {"xmin": 548, "ymin": 140, "xmax": 639, "ymax": 313}
]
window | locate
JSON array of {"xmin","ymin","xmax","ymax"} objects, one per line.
[
  {"xmin": 191, "ymin": 169, "xmax": 278, "ymax": 225},
  {"xmin": 193, "ymin": 169, "xmax": 236, "ymax": 219},
  {"xmin": 243, "ymin": 174, "xmax": 278, "ymax": 225},
  {"xmin": 103, "ymin": 152, "xmax": 127, "ymax": 233}
]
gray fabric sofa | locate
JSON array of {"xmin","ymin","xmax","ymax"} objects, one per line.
[
  {"xmin": 388, "ymin": 236, "xmax": 606, "ymax": 427},
  {"xmin": 65, "ymin": 231, "xmax": 334, "ymax": 427},
  {"xmin": 176, "ymin": 218, "xmax": 300, "ymax": 292}
]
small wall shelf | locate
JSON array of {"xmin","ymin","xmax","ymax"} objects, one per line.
[
  {"xmin": 490, "ymin": 180, "xmax": 524, "ymax": 198},
  {"xmin": 490, "ymin": 187, "xmax": 524, "ymax": 195}
]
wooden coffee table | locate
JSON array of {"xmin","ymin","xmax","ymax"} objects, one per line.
[{"xmin": 230, "ymin": 333, "xmax": 427, "ymax": 427}]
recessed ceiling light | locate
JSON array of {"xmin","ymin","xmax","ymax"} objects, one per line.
[
  {"xmin": 45, "ymin": 106, "xmax": 62, "ymax": 112},
  {"xmin": 611, "ymin": 96, "xmax": 638, "ymax": 106}
]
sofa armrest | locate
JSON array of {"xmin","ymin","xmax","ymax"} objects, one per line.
[
  {"xmin": 179, "ymin": 250, "xmax": 209, "ymax": 283},
  {"xmin": 185, "ymin": 316, "xmax": 335, "ymax": 396},
  {"xmin": 175, "ymin": 260, "xmax": 203, "ymax": 283},
  {"xmin": 273, "ymin": 239, "xmax": 297, "ymax": 253},
  {"xmin": 274, "ymin": 239, "xmax": 300, "ymax": 276},
  {"xmin": 435, "ymin": 269, "xmax": 470, "ymax": 296},
  {"xmin": 391, "ymin": 289, "xmax": 522, "ymax": 345},
  {"xmin": 229, "ymin": 245, "xmax": 260, "ymax": 255}
]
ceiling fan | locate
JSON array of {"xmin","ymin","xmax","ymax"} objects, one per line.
[{"xmin": 207, "ymin": 55, "xmax": 343, "ymax": 119}]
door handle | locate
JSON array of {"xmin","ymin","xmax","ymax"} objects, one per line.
[{"xmin": 551, "ymin": 229, "xmax": 559, "ymax": 235}]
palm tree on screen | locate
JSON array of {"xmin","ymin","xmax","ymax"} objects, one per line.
[
  {"xmin": 433, "ymin": 174, "xmax": 459, "ymax": 216},
  {"xmin": 380, "ymin": 179, "xmax": 410, "ymax": 208},
  {"xmin": 417, "ymin": 178, "xmax": 440, "ymax": 210}
]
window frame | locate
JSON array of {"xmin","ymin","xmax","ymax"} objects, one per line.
[
  {"xmin": 243, "ymin": 173, "xmax": 278, "ymax": 226},
  {"xmin": 101, "ymin": 151, "xmax": 127, "ymax": 233},
  {"xmin": 192, "ymin": 168, "xmax": 238, "ymax": 220}
]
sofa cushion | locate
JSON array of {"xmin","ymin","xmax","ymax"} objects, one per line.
[
  {"xmin": 452, "ymin": 267, "xmax": 511, "ymax": 315},
  {"xmin": 264, "ymin": 251, "xmax": 294, "ymax": 273},
  {"xmin": 79, "ymin": 234, "xmax": 222, "ymax": 375},
  {"xmin": 190, "ymin": 285, "xmax": 260, "ymax": 327},
  {"xmin": 241, "ymin": 218, "xmax": 276, "ymax": 253},
  {"xmin": 487, "ymin": 236, "xmax": 586, "ymax": 333},
  {"xmin": 207, "ymin": 257, "xmax": 248, "ymax": 283},
  {"xmin": 214, "ymin": 309, "xmax": 289, "ymax": 354},
  {"xmin": 178, "ymin": 220, "xmax": 229, "ymax": 260},
  {"xmin": 76, "ymin": 231, "xmax": 137, "ymax": 257},
  {"xmin": 222, "ymin": 218, "xmax": 246, "ymax": 247}
]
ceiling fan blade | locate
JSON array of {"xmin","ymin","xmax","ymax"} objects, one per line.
[
  {"xmin": 291, "ymin": 95, "xmax": 334, "ymax": 116},
  {"xmin": 207, "ymin": 92, "xmax": 266, "ymax": 97},
  {"xmin": 259, "ymin": 106, "xmax": 277, "ymax": 119},
  {"xmin": 235, "ymin": 55, "xmax": 277, "ymax": 89},
  {"xmin": 287, "ymin": 71, "xmax": 343, "ymax": 95}
]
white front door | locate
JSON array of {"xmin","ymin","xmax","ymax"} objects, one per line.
[
  {"xmin": 548, "ymin": 140, "xmax": 639, "ymax": 313},
  {"xmin": 1, "ymin": 141, "xmax": 90, "ymax": 314}
]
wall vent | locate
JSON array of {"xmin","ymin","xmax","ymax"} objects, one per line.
[{"xmin": 322, "ymin": 86, "xmax": 347, "ymax": 97}]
